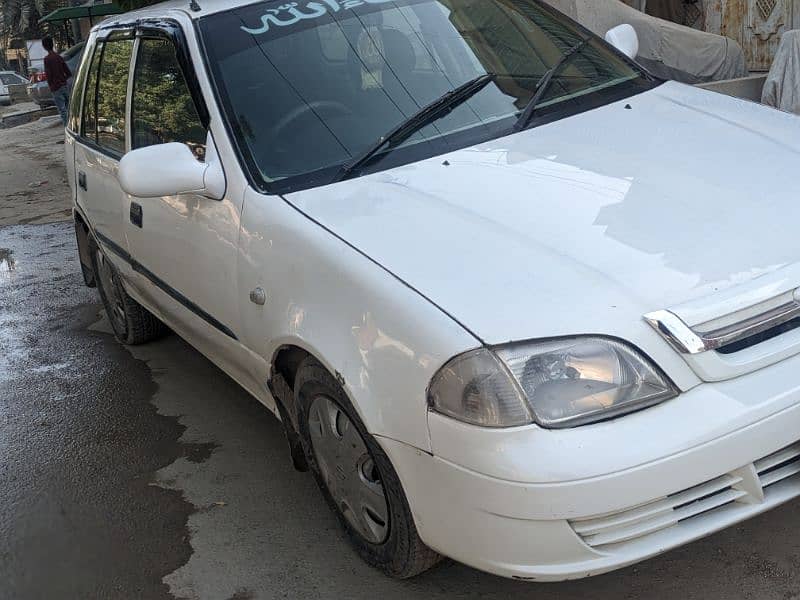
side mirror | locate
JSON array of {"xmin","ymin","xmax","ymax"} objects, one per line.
[
  {"xmin": 119, "ymin": 134, "xmax": 226, "ymax": 200},
  {"xmin": 605, "ymin": 24, "xmax": 639, "ymax": 60}
]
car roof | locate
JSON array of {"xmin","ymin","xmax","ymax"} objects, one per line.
[{"xmin": 98, "ymin": 0, "xmax": 262, "ymax": 26}]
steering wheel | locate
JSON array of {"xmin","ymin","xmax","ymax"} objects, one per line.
[{"xmin": 273, "ymin": 101, "xmax": 354, "ymax": 139}]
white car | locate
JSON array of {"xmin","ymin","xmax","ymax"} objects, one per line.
[
  {"xmin": 0, "ymin": 70, "xmax": 29, "ymax": 105},
  {"xmin": 68, "ymin": 0, "xmax": 800, "ymax": 582}
]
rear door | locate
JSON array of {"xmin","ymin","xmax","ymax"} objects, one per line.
[{"xmin": 73, "ymin": 30, "xmax": 135, "ymax": 261}]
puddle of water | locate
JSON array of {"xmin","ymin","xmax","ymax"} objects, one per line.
[{"xmin": 0, "ymin": 248, "xmax": 16, "ymax": 282}]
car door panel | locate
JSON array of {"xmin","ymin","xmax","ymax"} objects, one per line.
[
  {"xmin": 120, "ymin": 30, "xmax": 262, "ymax": 394},
  {"xmin": 73, "ymin": 36, "xmax": 136, "ymax": 275}
]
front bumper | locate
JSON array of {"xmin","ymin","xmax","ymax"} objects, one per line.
[{"xmin": 379, "ymin": 350, "xmax": 800, "ymax": 581}]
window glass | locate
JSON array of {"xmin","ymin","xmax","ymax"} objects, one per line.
[
  {"xmin": 131, "ymin": 38, "xmax": 206, "ymax": 160},
  {"xmin": 0, "ymin": 74, "xmax": 23, "ymax": 85},
  {"xmin": 199, "ymin": 0, "xmax": 647, "ymax": 193},
  {"xmin": 317, "ymin": 5, "xmax": 441, "ymax": 70},
  {"xmin": 95, "ymin": 38, "xmax": 134, "ymax": 154},
  {"xmin": 81, "ymin": 42, "xmax": 103, "ymax": 141},
  {"xmin": 68, "ymin": 43, "xmax": 95, "ymax": 133}
]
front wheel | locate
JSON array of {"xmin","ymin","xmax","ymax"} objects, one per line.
[
  {"xmin": 90, "ymin": 237, "xmax": 166, "ymax": 345},
  {"xmin": 295, "ymin": 357, "xmax": 441, "ymax": 578}
]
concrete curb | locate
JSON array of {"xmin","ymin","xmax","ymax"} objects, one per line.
[{"xmin": 0, "ymin": 106, "xmax": 58, "ymax": 129}]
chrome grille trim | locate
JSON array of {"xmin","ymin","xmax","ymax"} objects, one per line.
[
  {"xmin": 570, "ymin": 442, "xmax": 800, "ymax": 549},
  {"xmin": 644, "ymin": 294, "xmax": 800, "ymax": 355}
]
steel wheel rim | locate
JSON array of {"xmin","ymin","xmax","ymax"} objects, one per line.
[
  {"xmin": 308, "ymin": 395, "xmax": 389, "ymax": 544},
  {"xmin": 95, "ymin": 249, "xmax": 127, "ymax": 335}
]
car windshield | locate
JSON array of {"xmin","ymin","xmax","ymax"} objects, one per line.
[{"xmin": 199, "ymin": 0, "xmax": 652, "ymax": 193}]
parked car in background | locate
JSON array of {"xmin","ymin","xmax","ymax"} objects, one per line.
[
  {"xmin": 68, "ymin": 0, "xmax": 800, "ymax": 582},
  {"xmin": 28, "ymin": 42, "xmax": 85, "ymax": 107},
  {"xmin": 0, "ymin": 71, "xmax": 29, "ymax": 105}
]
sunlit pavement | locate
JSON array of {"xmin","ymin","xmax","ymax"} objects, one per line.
[{"xmin": 2, "ymin": 223, "xmax": 800, "ymax": 600}]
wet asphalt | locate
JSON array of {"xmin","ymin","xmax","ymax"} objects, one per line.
[
  {"xmin": 2, "ymin": 222, "xmax": 800, "ymax": 599},
  {"xmin": 0, "ymin": 223, "xmax": 192, "ymax": 600}
]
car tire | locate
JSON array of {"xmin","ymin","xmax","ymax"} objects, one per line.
[
  {"xmin": 295, "ymin": 356, "xmax": 441, "ymax": 579},
  {"xmin": 89, "ymin": 236, "xmax": 167, "ymax": 345}
]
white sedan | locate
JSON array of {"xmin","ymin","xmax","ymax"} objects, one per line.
[{"xmin": 67, "ymin": 0, "xmax": 800, "ymax": 581}]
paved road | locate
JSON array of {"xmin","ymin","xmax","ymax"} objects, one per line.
[
  {"xmin": 0, "ymin": 115, "xmax": 71, "ymax": 226},
  {"xmin": 2, "ymin": 226, "xmax": 800, "ymax": 599}
]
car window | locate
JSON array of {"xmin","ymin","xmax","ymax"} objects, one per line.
[
  {"xmin": 81, "ymin": 43, "xmax": 103, "ymax": 142},
  {"xmin": 317, "ymin": 7, "xmax": 441, "ymax": 70},
  {"xmin": 95, "ymin": 38, "xmax": 134, "ymax": 155},
  {"xmin": 68, "ymin": 42, "xmax": 95, "ymax": 134},
  {"xmin": 131, "ymin": 38, "xmax": 206, "ymax": 160},
  {"xmin": 199, "ymin": 0, "xmax": 649, "ymax": 194},
  {"xmin": 0, "ymin": 74, "xmax": 22, "ymax": 85}
]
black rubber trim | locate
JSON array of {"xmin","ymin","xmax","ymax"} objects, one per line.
[
  {"xmin": 716, "ymin": 316, "xmax": 800, "ymax": 355},
  {"xmin": 94, "ymin": 230, "xmax": 238, "ymax": 340}
]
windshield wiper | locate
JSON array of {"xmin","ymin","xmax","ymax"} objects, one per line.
[
  {"xmin": 514, "ymin": 37, "xmax": 591, "ymax": 132},
  {"xmin": 332, "ymin": 73, "xmax": 495, "ymax": 183}
]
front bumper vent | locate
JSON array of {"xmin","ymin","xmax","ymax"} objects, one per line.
[{"xmin": 570, "ymin": 442, "xmax": 800, "ymax": 549}]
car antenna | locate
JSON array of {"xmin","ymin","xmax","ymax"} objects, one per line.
[{"xmin": 189, "ymin": 0, "xmax": 201, "ymax": 12}]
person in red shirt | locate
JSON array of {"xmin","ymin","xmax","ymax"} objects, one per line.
[{"xmin": 42, "ymin": 37, "xmax": 72, "ymax": 125}]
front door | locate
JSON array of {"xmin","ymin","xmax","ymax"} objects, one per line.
[{"xmin": 121, "ymin": 30, "xmax": 253, "ymax": 386}]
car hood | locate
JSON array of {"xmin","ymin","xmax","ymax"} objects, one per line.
[{"xmin": 284, "ymin": 81, "xmax": 800, "ymax": 345}]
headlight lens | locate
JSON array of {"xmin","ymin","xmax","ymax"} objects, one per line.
[{"xmin": 428, "ymin": 337, "xmax": 677, "ymax": 428}]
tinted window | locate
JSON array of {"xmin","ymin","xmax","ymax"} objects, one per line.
[
  {"xmin": 131, "ymin": 38, "xmax": 206, "ymax": 159},
  {"xmin": 81, "ymin": 43, "xmax": 103, "ymax": 141},
  {"xmin": 199, "ymin": 0, "xmax": 648, "ymax": 193},
  {"xmin": 95, "ymin": 39, "xmax": 134, "ymax": 154}
]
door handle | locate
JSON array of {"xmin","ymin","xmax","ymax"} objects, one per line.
[
  {"xmin": 78, "ymin": 171, "xmax": 87, "ymax": 190},
  {"xmin": 130, "ymin": 202, "xmax": 143, "ymax": 228}
]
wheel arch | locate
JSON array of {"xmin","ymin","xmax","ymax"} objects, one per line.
[
  {"xmin": 73, "ymin": 208, "xmax": 96, "ymax": 288},
  {"xmin": 267, "ymin": 341, "xmax": 350, "ymax": 474},
  {"xmin": 268, "ymin": 341, "xmax": 357, "ymax": 434}
]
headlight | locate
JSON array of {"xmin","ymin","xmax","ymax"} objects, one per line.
[{"xmin": 428, "ymin": 337, "xmax": 677, "ymax": 429}]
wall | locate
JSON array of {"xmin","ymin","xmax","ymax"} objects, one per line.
[{"xmin": 706, "ymin": 0, "xmax": 800, "ymax": 71}]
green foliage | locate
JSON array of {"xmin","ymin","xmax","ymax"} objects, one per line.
[
  {"xmin": 131, "ymin": 38, "xmax": 205, "ymax": 154},
  {"xmin": 95, "ymin": 38, "xmax": 133, "ymax": 152},
  {"xmin": 0, "ymin": 0, "xmax": 50, "ymax": 38}
]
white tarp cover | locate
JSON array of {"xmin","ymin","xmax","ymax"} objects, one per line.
[
  {"xmin": 762, "ymin": 30, "xmax": 800, "ymax": 114},
  {"xmin": 544, "ymin": 0, "xmax": 749, "ymax": 83}
]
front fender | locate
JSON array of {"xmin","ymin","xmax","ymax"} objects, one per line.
[{"xmin": 237, "ymin": 189, "xmax": 478, "ymax": 452}]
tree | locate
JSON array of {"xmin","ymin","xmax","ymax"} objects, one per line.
[{"xmin": 0, "ymin": 0, "xmax": 49, "ymax": 38}]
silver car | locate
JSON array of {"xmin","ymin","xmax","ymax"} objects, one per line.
[{"xmin": 0, "ymin": 71, "xmax": 28, "ymax": 105}]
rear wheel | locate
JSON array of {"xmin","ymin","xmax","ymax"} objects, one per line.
[
  {"xmin": 295, "ymin": 357, "xmax": 441, "ymax": 578},
  {"xmin": 90, "ymin": 237, "xmax": 166, "ymax": 345}
]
